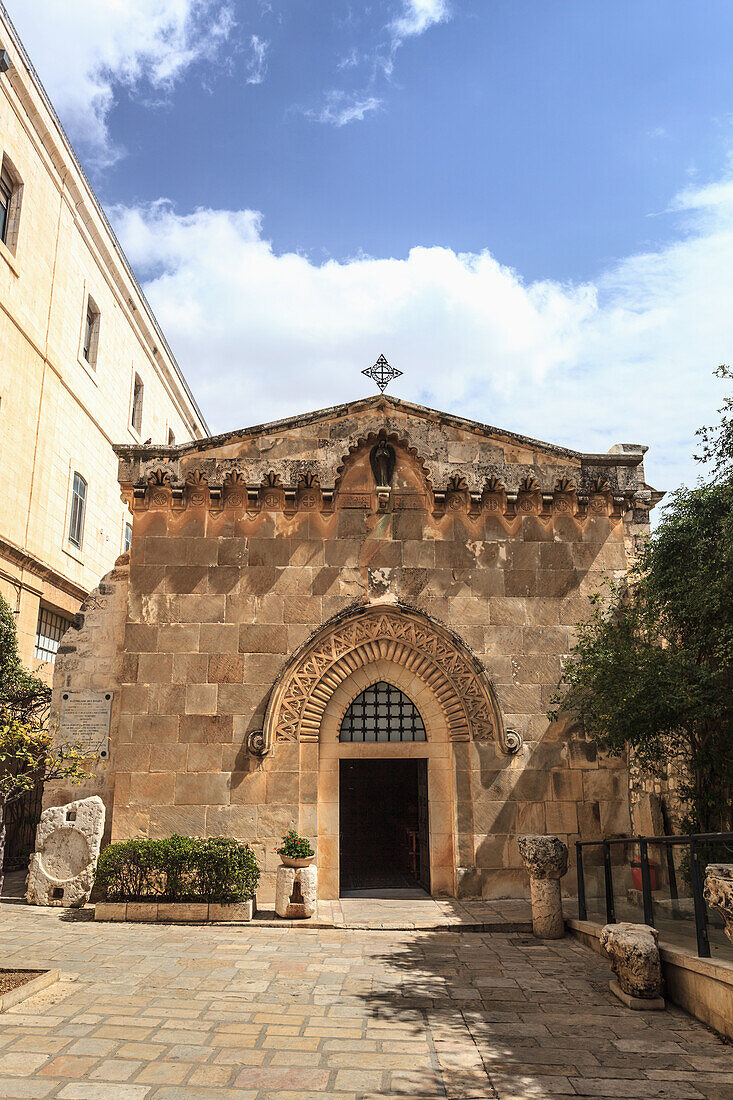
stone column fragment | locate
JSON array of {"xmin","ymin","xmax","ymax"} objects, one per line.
[
  {"xmin": 27, "ymin": 795, "xmax": 105, "ymax": 908},
  {"xmin": 518, "ymin": 834, "xmax": 568, "ymax": 938},
  {"xmin": 600, "ymin": 922, "xmax": 664, "ymax": 1009},
  {"xmin": 703, "ymin": 864, "xmax": 733, "ymax": 943}
]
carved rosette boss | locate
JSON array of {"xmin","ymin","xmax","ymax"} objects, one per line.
[{"xmin": 517, "ymin": 834, "xmax": 568, "ymax": 938}]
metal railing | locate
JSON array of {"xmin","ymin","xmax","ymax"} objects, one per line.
[{"xmin": 576, "ymin": 832, "xmax": 733, "ymax": 958}]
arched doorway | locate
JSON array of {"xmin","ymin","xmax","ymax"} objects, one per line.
[
  {"xmin": 318, "ymin": 656, "xmax": 455, "ymax": 898},
  {"xmin": 338, "ymin": 681, "xmax": 430, "ymax": 893},
  {"xmin": 260, "ymin": 603, "xmax": 511, "ymax": 899}
]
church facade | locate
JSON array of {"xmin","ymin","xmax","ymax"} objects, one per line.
[{"xmin": 51, "ymin": 394, "xmax": 660, "ymax": 900}]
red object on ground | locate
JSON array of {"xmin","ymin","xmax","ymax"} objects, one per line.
[{"xmin": 631, "ymin": 859, "xmax": 658, "ymax": 891}]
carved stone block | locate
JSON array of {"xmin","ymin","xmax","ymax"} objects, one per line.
[
  {"xmin": 275, "ymin": 863, "xmax": 317, "ymax": 919},
  {"xmin": 26, "ymin": 795, "xmax": 105, "ymax": 908},
  {"xmin": 600, "ymin": 922, "xmax": 664, "ymax": 1005}
]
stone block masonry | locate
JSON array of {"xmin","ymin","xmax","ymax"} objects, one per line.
[{"xmin": 51, "ymin": 394, "xmax": 661, "ymax": 900}]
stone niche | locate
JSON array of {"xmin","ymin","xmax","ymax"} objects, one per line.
[{"xmin": 51, "ymin": 395, "xmax": 659, "ymax": 901}]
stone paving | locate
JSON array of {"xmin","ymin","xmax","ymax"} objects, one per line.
[{"xmin": 0, "ymin": 904, "xmax": 731, "ymax": 1099}]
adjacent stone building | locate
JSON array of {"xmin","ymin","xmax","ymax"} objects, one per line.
[
  {"xmin": 0, "ymin": 5, "xmax": 207, "ymax": 675},
  {"xmin": 52, "ymin": 394, "xmax": 662, "ymax": 901}
]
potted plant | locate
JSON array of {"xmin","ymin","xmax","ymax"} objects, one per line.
[{"xmin": 275, "ymin": 830, "xmax": 315, "ymax": 868}]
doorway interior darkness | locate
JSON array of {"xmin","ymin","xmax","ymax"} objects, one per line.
[{"xmin": 339, "ymin": 759, "xmax": 430, "ymax": 895}]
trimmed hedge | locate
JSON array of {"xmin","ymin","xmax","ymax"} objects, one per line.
[{"xmin": 95, "ymin": 835, "xmax": 260, "ymax": 903}]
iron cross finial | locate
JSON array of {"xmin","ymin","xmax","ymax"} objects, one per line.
[{"xmin": 362, "ymin": 354, "xmax": 403, "ymax": 394}]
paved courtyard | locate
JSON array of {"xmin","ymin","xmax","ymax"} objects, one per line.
[{"xmin": 0, "ymin": 905, "xmax": 731, "ymax": 1099}]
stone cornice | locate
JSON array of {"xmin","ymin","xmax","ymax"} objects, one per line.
[
  {"xmin": 113, "ymin": 394, "xmax": 648, "ymax": 465},
  {"xmin": 115, "ymin": 399, "xmax": 660, "ymax": 516},
  {"xmin": 0, "ymin": 535, "xmax": 88, "ymax": 603}
]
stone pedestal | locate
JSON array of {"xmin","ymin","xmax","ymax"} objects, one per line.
[
  {"xmin": 275, "ymin": 863, "xmax": 317, "ymax": 919},
  {"xmin": 600, "ymin": 922, "xmax": 664, "ymax": 1008},
  {"xmin": 703, "ymin": 865, "xmax": 733, "ymax": 943},
  {"xmin": 518, "ymin": 834, "xmax": 568, "ymax": 938},
  {"xmin": 27, "ymin": 795, "xmax": 105, "ymax": 908}
]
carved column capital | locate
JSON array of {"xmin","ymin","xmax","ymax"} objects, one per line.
[
  {"xmin": 600, "ymin": 922, "xmax": 664, "ymax": 1005},
  {"xmin": 518, "ymin": 834, "xmax": 568, "ymax": 881},
  {"xmin": 704, "ymin": 864, "xmax": 733, "ymax": 943}
]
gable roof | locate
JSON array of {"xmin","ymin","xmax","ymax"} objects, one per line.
[{"xmin": 114, "ymin": 392, "xmax": 647, "ymax": 469}]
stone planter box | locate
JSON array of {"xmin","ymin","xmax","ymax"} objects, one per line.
[{"xmin": 95, "ymin": 899, "xmax": 253, "ymax": 923}]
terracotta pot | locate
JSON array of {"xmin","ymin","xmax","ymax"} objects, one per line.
[{"xmin": 279, "ymin": 855, "xmax": 314, "ymax": 868}]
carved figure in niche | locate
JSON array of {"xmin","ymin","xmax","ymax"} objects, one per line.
[{"xmin": 370, "ymin": 441, "xmax": 396, "ymax": 488}]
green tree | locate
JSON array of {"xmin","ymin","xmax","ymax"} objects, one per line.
[
  {"xmin": 550, "ymin": 373, "xmax": 733, "ymax": 834},
  {"xmin": 0, "ymin": 596, "xmax": 89, "ymax": 892}
]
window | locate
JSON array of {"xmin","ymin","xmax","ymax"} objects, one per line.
[
  {"xmin": 339, "ymin": 681, "xmax": 426, "ymax": 742},
  {"xmin": 0, "ymin": 166, "xmax": 11, "ymax": 244},
  {"xmin": 34, "ymin": 606, "xmax": 72, "ymax": 664},
  {"xmin": 167, "ymin": 428, "xmax": 176, "ymax": 446},
  {"xmin": 82, "ymin": 296, "xmax": 100, "ymax": 368},
  {"xmin": 68, "ymin": 472, "xmax": 87, "ymax": 549},
  {"xmin": 0, "ymin": 155, "xmax": 21, "ymax": 252},
  {"xmin": 123, "ymin": 521, "xmax": 132, "ymax": 552},
  {"xmin": 131, "ymin": 373, "xmax": 144, "ymax": 434}
]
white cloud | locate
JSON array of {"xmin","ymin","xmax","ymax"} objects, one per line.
[
  {"xmin": 381, "ymin": 0, "xmax": 451, "ymax": 74},
  {"xmin": 110, "ymin": 167, "xmax": 733, "ymax": 498},
  {"xmin": 300, "ymin": 90, "xmax": 382, "ymax": 127},
  {"xmin": 5, "ymin": 0, "xmax": 235, "ymax": 165},
  {"xmin": 246, "ymin": 34, "xmax": 268, "ymax": 85},
  {"xmin": 306, "ymin": 1, "xmax": 451, "ymax": 125},
  {"xmin": 390, "ymin": 0, "xmax": 451, "ymax": 43}
]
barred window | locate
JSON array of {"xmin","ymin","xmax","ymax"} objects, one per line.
[
  {"xmin": 339, "ymin": 681, "xmax": 426, "ymax": 742},
  {"xmin": 123, "ymin": 521, "xmax": 132, "ymax": 552},
  {"xmin": 34, "ymin": 606, "xmax": 71, "ymax": 664},
  {"xmin": 68, "ymin": 471, "xmax": 87, "ymax": 549}
]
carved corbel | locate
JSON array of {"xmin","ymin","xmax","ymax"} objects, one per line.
[
  {"xmin": 611, "ymin": 494, "xmax": 627, "ymax": 518},
  {"xmin": 184, "ymin": 470, "xmax": 210, "ymax": 509}
]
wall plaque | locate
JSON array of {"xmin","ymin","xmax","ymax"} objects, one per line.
[{"xmin": 60, "ymin": 691, "xmax": 112, "ymax": 759}]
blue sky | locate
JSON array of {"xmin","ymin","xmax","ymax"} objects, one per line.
[{"xmin": 9, "ymin": 0, "xmax": 733, "ymax": 496}]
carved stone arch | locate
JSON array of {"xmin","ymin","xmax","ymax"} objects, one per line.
[
  {"xmin": 261, "ymin": 603, "xmax": 516, "ymax": 754},
  {"xmin": 334, "ymin": 430, "xmax": 433, "ymax": 493}
]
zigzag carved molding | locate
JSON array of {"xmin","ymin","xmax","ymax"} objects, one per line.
[{"xmin": 261, "ymin": 605, "xmax": 512, "ymax": 753}]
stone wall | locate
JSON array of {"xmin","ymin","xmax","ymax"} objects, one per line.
[
  {"xmin": 53, "ymin": 398, "xmax": 656, "ymax": 900},
  {"xmin": 48, "ymin": 555, "xmax": 130, "ymax": 837}
]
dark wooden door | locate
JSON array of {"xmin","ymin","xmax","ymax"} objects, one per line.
[{"xmin": 416, "ymin": 758, "xmax": 430, "ymax": 891}]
